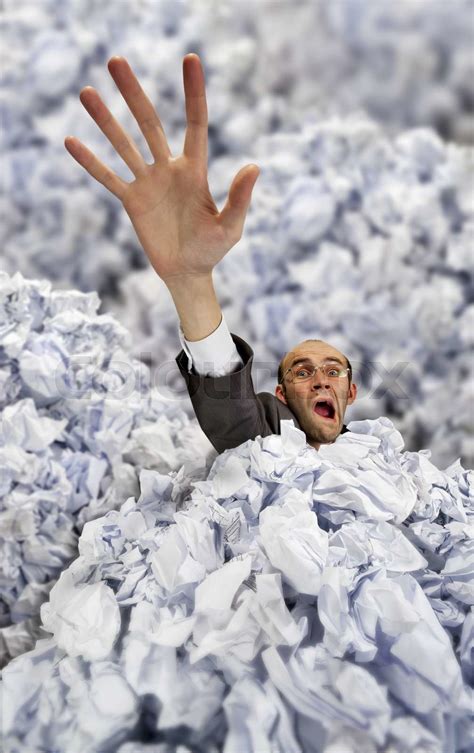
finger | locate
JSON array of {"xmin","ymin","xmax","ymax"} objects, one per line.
[
  {"xmin": 107, "ymin": 57, "xmax": 171, "ymax": 163},
  {"xmin": 64, "ymin": 136, "xmax": 127, "ymax": 199},
  {"xmin": 79, "ymin": 86, "xmax": 146, "ymax": 176},
  {"xmin": 218, "ymin": 165, "xmax": 260, "ymax": 242},
  {"xmin": 182, "ymin": 54, "xmax": 208, "ymax": 166}
]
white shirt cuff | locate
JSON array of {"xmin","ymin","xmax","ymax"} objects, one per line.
[{"xmin": 178, "ymin": 314, "xmax": 244, "ymax": 376}]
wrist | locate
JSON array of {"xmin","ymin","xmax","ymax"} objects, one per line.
[
  {"xmin": 163, "ymin": 271, "xmax": 214, "ymax": 297},
  {"xmin": 165, "ymin": 272, "xmax": 222, "ymax": 342}
]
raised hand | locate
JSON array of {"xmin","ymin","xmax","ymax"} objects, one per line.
[{"xmin": 65, "ymin": 55, "xmax": 259, "ymax": 284}]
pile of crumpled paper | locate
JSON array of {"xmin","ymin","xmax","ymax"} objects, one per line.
[
  {"xmin": 0, "ymin": 271, "xmax": 215, "ymax": 667},
  {"xmin": 2, "ymin": 414, "xmax": 473, "ymax": 752}
]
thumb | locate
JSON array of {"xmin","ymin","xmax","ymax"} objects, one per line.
[{"xmin": 218, "ymin": 164, "xmax": 259, "ymax": 242}]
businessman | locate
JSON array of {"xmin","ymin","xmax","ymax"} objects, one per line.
[{"xmin": 66, "ymin": 54, "xmax": 357, "ymax": 453}]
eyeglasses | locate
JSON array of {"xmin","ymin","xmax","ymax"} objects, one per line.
[{"xmin": 283, "ymin": 362, "xmax": 351, "ymax": 383}]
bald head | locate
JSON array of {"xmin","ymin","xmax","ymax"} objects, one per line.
[
  {"xmin": 274, "ymin": 338, "xmax": 357, "ymax": 450},
  {"xmin": 278, "ymin": 339, "xmax": 352, "ymax": 386}
]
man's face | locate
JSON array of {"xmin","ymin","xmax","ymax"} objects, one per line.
[{"xmin": 275, "ymin": 339, "xmax": 357, "ymax": 449}]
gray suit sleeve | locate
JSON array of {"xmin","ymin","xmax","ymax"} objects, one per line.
[{"xmin": 175, "ymin": 333, "xmax": 299, "ymax": 453}]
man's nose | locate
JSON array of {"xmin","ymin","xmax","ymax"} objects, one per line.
[{"xmin": 310, "ymin": 368, "xmax": 330, "ymax": 389}]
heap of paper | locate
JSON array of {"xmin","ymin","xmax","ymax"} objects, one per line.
[
  {"xmin": 3, "ymin": 417, "xmax": 472, "ymax": 752},
  {"xmin": 0, "ymin": 271, "xmax": 215, "ymax": 666}
]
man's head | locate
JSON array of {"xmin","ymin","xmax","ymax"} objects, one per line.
[{"xmin": 275, "ymin": 338, "xmax": 357, "ymax": 450}]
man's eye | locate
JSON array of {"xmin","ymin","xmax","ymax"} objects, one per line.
[
  {"xmin": 327, "ymin": 369, "xmax": 340, "ymax": 377},
  {"xmin": 296, "ymin": 369, "xmax": 310, "ymax": 377}
]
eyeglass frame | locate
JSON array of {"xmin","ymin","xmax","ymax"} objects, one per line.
[{"xmin": 282, "ymin": 360, "xmax": 352, "ymax": 384}]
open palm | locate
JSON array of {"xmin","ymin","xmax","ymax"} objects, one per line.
[{"xmin": 65, "ymin": 55, "xmax": 259, "ymax": 283}]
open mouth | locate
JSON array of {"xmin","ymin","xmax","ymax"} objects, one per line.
[{"xmin": 313, "ymin": 398, "xmax": 337, "ymax": 421}]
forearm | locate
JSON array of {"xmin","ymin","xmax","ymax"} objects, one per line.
[
  {"xmin": 175, "ymin": 333, "xmax": 270, "ymax": 453},
  {"xmin": 165, "ymin": 273, "xmax": 222, "ymax": 341}
]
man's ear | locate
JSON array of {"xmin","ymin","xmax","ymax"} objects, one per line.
[
  {"xmin": 347, "ymin": 383, "xmax": 357, "ymax": 405},
  {"xmin": 275, "ymin": 384, "xmax": 288, "ymax": 405}
]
